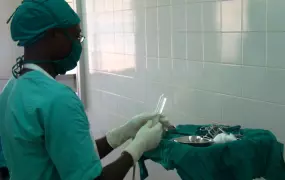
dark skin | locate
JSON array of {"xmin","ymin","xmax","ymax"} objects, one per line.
[
  {"xmin": 0, "ymin": 167, "xmax": 9, "ymax": 180},
  {"xmin": 22, "ymin": 25, "xmax": 134, "ymax": 180}
]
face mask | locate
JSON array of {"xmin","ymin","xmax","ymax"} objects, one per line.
[{"xmin": 53, "ymin": 38, "xmax": 82, "ymax": 75}]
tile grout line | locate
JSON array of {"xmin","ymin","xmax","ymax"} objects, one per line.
[
  {"xmin": 241, "ymin": 0, "xmax": 244, "ymax": 66},
  {"xmin": 142, "ymin": 80, "xmax": 285, "ymax": 108},
  {"xmin": 92, "ymin": 60, "xmax": 285, "ymax": 72},
  {"xmin": 143, "ymin": 0, "xmax": 148, "ymax": 108},
  {"xmin": 241, "ymin": 0, "xmax": 244, "ymax": 97},
  {"xmin": 93, "ymin": 30, "xmax": 285, "ymax": 34},
  {"xmin": 185, "ymin": 0, "xmax": 190, "ymax": 80},
  {"xmin": 219, "ymin": 0, "xmax": 223, "ymax": 68},
  {"xmin": 201, "ymin": 2, "xmax": 205, "ymax": 69},
  {"xmin": 185, "ymin": 0, "xmax": 188, "ymax": 62},
  {"xmin": 220, "ymin": 0, "xmax": 224, "ymax": 121},
  {"xmin": 157, "ymin": 0, "xmax": 160, "ymax": 69},
  {"xmin": 265, "ymin": 0, "xmax": 268, "ymax": 73},
  {"xmin": 144, "ymin": 0, "xmax": 148, "ymax": 70},
  {"xmin": 220, "ymin": 0, "xmax": 222, "ymax": 35},
  {"xmin": 112, "ymin": 0, "xmax": 116, "ymax": 74},
  {"xmin": 170, "ymin": 0, "xmax": 174, "ymax": 70}
]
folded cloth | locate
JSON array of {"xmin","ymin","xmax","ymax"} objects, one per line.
[{"xmin": 138, "ymin": 125, "xmax": 285, "ymax": 180}]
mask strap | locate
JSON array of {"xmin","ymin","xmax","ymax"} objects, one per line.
[
  {"xmin": 12, "ymin": 56, "xmax": 56, "ymax": 78},
  {"xmin": 6, "ymin": 1, "xmax": 24, "ymax": 24},
  {"xmin": 12, "ymin": 56, "xmax": 25, "ymax": 78},
  {"xmin": 6, "ymin": 11, "xmax": 16, "ymax": 24}
]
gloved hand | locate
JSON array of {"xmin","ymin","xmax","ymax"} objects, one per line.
[
  {"xmin": 124, "ymin": 120, "xmax": 163, "ymax": 162},
  {"xmin": 106, "ymin": 113, "xmax": 170, "ymax": 149}
]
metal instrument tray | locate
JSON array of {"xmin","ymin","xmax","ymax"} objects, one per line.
[{"xmin": 173, "ymin": 136, "xmax": 214, "ymax": 147}]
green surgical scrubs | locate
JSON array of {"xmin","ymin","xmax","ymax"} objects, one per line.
[{"xmin": 0, "ymin": 71, "xmax": 102, "ymax": 180}]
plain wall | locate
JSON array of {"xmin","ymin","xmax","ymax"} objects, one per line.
[
  {"xmin": 0, "ymin": 79, "xmax": 7, "ymax": 91},
  {"xmin": 0, "ymin": 0, "xmax": 23, "ymax": 89}
]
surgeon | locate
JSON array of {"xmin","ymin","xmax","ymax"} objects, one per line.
[{"xmin": 0, "ymin": 1, "xmax": 171, "ymax": 180}]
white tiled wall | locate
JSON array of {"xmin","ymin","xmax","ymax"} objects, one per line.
[{"xmin": 82, "ymin": 0, "xmax": 285, "ymax": 179}]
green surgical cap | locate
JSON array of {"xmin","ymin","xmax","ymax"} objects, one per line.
[{"xmin": 10, "ymin": 0, "xmax": 81, "ymax": 47}]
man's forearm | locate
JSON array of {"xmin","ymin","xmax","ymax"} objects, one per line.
[
  {"xmin": 94, "ymin": 151, "xmax": 134, "ymax": 180},
  {"xmin": 96, "ymin": 137, "xmax": 114, "ymax": 159}
]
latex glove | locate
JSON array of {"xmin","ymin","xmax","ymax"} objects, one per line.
[
  {"xmin": 106, "ymin": 113, "xmax": 160, "ymax": 149},
  {"xmin": 124, "ymin": 120, "xmax": 163, "ymax": 162},
  {"xmin": 160, "ymin": 116, "xmax": 175, "ymax": 130}
]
